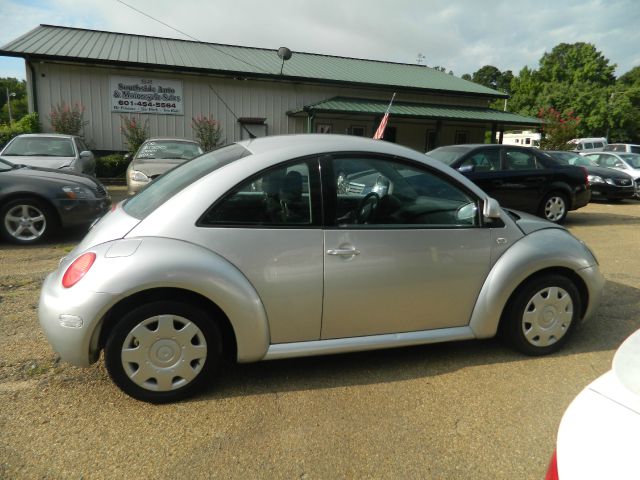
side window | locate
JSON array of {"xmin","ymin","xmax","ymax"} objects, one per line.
[
  {"xmin": 201, "ymin": 162, "xmax": 312, "ymax": 226},
  {"xmin": 593, "ymin": 142, "xmax": 603, "ymax": 148},
  {"xmin": 75, "ymin": 138, "xmax": 89, "ymax": 153},
  {"xmin": 332, "ymin": 156, "xmax": 478, "ymax": 228},
  {"xmin": 459, "ymin": 149, "xmax": 500, "ymax": 172},
  {"xmin": 505, "ymin": 150, "xmax": 539, "ymax": 170}
]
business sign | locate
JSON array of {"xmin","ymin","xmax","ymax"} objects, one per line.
[{"xmin": 110, "ymin": 76, "xmax": 183, "ymax": 115}]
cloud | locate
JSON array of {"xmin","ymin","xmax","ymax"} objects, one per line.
[{"xmin": 1, "ymin": 0, "xmax": 638, "ymax": 80}]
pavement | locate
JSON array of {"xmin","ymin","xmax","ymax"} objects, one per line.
[{"xmin": 0, "ymin": 200, "xmax": 639, "ymax": 479}]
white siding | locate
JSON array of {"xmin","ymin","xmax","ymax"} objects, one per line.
[{"xmin": 33, "ymin": 61, "xmax": 492, "ymax": 151}]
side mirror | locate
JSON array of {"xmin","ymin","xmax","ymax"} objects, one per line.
[
  {"xmin": 79, "ymin": 150, "xmax": 92, "ymax": 158},
  {"xmin": 483, "ymin": 197, "xmax": 502, "ymax": 219},
  {"xmin": 458, "ymin": 164, "xmax": 475, "ymax": 173}
]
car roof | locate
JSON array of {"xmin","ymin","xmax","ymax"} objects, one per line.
[
  {"xmin": 236, "ymin": 134, "xmax": 427, "ymax": 159},
  {"xmin": 143, "ymin": 137, "xmax": 200, "ymax": 143},
  {"xmin": 14, "ymin": 133, "xmax": 77, "ymax": 139}
]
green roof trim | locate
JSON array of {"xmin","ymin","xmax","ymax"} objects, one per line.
[
  {"xmin": 1, "ymin": 25, "xmax": 507, "ymax": 98},
  {"xmin": 289, "ymin": 97, "xmax": 542, "ymax": 126}
]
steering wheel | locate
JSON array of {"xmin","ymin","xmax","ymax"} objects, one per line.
[{"xmin": 355, "ymin": 192, "xmax": 380, "ymax": 224}]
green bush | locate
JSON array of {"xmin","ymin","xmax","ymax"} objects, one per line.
[
  {"xmin": 0, "ymin": 112, "xmax": 41, "ymax": 148},
  {"xmin": 96, "ymin": 153, "xmax": 128, "ymax": 178}
]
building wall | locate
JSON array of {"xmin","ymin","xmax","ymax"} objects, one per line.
[{"xmin": 31, "ymin": 60, "xmax": 492, "ymax": 151}]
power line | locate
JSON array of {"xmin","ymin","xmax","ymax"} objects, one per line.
[{"xmin": 116, "ymin": 0, "xmax": 273, "ymax": 75}]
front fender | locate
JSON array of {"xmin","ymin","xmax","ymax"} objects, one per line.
[
  {"xmin": 470, "ymin": 229, "xmax": 601, "ymax": 338},
  {"xmin": 78, "ymin": 237, "xmax": 270, "ymax": 362}
]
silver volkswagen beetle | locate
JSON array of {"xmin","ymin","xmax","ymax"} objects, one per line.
[{"xmin": 39, "ymin": 135, "xmax": 605, "ymax": 403}]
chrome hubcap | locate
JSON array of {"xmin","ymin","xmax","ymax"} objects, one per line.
[
  {"xmin": 121, "ymin": 314, "xmax": 207, "ymax": 392},
  {"xmin": 4, "ymin": 204, "xmax": 46, "ymax": 241},
  {"xmin": 522, "ymin": 286, "xmax": 573, "ymax": 347},
  {"xmin": 544, "ymin": 197, "xmax": 566, "ymax": 222}
]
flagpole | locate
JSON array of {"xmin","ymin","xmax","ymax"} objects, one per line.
[{"xmin": 373, "ymin": 92, "xmax": 396, "ymax": 140}]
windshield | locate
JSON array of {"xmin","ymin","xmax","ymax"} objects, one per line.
[
  {"xmin": 426, "ymin": 146, "xmax": 473, "ymax": 165},
  {"xmin": 619, "ymin": 154, "xmax": 640, "ymax": 168},
  {"xmin": 135, "ymin": 140, "xmax": 204, "ymax": 160},
  {"xmin": 2, "ymin": 136, "xmax": 75, "ymax": 157},
  {"xmin": 123, "ymin": 143, "xmax": 250, "ymax": 219}
]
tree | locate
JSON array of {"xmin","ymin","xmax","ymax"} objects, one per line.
[
  {"xmin": 537, "ymin": 42, "xmax": 615, "ymax": 86},
  {"xmin": 538, "ymin": 108, "xmax": 581, "ymax": 150},
  {"xmin": 0, "ymin": 77, "xmax": 27, "ymax": 124}
]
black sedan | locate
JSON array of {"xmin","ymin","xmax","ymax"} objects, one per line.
[
  {"xmin": 427, "ymin": 145, "xmax": 590, "ymax": 223},
  {"xmin": 545, "ymin": 150, "xmax": 636, "ymax": 201},
  {"xmin": 0, "ymin": 157, "xmax": 111, "ymax": 244}
]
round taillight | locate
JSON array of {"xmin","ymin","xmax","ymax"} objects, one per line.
[{"xmin": 62, "ymin": 253, "xmax": 96, "ymax": 288}]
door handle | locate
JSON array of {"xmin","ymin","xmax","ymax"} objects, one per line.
[{"xmin": 326, "ymin": 248, "xmax": 361, "ymax": 256}]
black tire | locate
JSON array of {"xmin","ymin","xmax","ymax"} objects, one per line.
[
  {"xmin": 500, "ymin": 274, "xmax": 581, "ymax": 356},
  {"xmin": 539, "ymin": 192, "xmax": 568, "ymax": 224},
  {"xmin": 104, "ymin": 300, "xmax": 222, "ymax": 403},
  {"xmin": 0, "ymin": 197, "xmax": 56, "ymax": 245}
]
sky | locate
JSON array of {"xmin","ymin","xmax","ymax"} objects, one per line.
[{"xmin": 1, "ymin": 0, "xmax": 639, "ymax": 81}]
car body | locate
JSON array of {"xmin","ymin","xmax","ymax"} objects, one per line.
[
  {"xmin": 603, "ymin": 143, "xmax": 640, "ymax": 154},
  {"xmin": 427, "ymin": 144, "xmax": 590, "ymax": 223},
  {"xmin": 545, "ymin": 150, "xmax": 636, "ymax": 200},
  {"xmin": 38, "ymin": 135, "xmax": 604, "ymax": 403},
  {"xmin": 0, "ymin": 133, "xmax": 96, "ymax": 176},
  {"xmin": 546, "ymin": 328, "xmax": 640, "ymax": 480},
  {"xmin": 582, "ymin": 152, "xmax": 640, "ymax": 195},
  {"xmin": 126, "ymin": 138, "xmax": 203, "ymax": 195},
  {"xmin": 0, "ymin": 157, "xmax": 111, "ymax": 244},
  {"xmin": 568, "ymin": 137, "xmax": 607, "ymax": 153}
]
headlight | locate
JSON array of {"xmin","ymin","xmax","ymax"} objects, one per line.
[
  {"xmin": 62, "ymin": 185, "xmax": 95, "ymax": 200},
  {"xmin": 587, "ymin": 175, "xmax": 604, "ymax": 183},
  {"xmin": 129, "ymin": 170, "xmax": 149, "ymax": 182},
  {"xmin": 604, "ymin": 178, "xmax": 616, "ymax": 185}
]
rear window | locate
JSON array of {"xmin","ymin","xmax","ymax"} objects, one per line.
[
  {"xmin": 426, "ymin": 146, "xmax": 474, "ymax": 165},
  {"xmin": 123, "ymin": 143, "xmax": 250, "ymax": 219},
  {"xmin": 135, "ymin": 140, "xmax": 203, "ymax": 160}
]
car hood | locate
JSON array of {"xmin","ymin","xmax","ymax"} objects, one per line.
[
  {"xmin": 505, "ymin": 209, "xmax": 564, "ymax": 235},
  {"xmin": 131, "ymin": 158, "xmax": 186, "ymax": 177},
  {"xmin": 584, "ymin": 164, "xmax": 633, "ymax": 179},
  {"xmin": 6, "ymin": 163, "xmax": 96, "ymax": 187},
  {"xmin": 557, "ymin": 329, "xmax": 640, "ymax": 479},
  {"xmin": 1, "ymin": 155, "xmax": 74, "ymax": 170}
]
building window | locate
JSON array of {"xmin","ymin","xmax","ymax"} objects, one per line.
[
  {"xmin": 425, "ymin": 129, "xmax": 437, "ymax": 152},
  {"xmin": 455, "ymin": 130, "xmax": 469, "ymax": 144},
  {"xmin": 317, "ymin": 123, "xmax": 332, "ymax": 134},
  {"xmin": 349, "ymin": 125, "xmax": 366, "ymax": 136},
  {"xmin": 238, "ymin": 117, "xmax": 267, "ymax": 139}
]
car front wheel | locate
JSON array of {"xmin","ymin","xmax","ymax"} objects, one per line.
[
  {"xmin": 104, "ymin": 300, "xmax": 222, "ymax": 403},
  {"xmin": 540, "ymin": 192, "xmax": 568, "ymax": 223},
  {"xmin": 501, "ymin": 274, "xmax": 581, "ymax": 356},
  {"xmin": 0, "ymin": 197, "xmax": 56, "ymax": 244}
]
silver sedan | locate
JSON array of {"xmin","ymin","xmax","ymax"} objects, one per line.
[{"xmin": 39, "ymin": 135, "xmax": 605, "ymax": 403}]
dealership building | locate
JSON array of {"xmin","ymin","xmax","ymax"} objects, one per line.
[{"xmin": 1, "ymin": 24, "xmax": 541, "ymax": 152}]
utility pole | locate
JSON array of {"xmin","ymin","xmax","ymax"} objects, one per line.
[{"xmin": 5, "ymin": 87, "xmax": 16, "ymax": 123}]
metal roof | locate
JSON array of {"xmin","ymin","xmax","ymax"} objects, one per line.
[
  {"xmin": 1, "ymin": 25, "xmax": 508, "ymax": 98},
  {"xmin": 289, "ymin": 97, "xmax": 543, "ymax": 126}
]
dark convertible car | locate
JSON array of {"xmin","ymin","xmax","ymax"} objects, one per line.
[
  {"xmin": 427, "ymin": 145, "xmax": 590, "ymax": 223},
  {"xmin": 0, "ymin": 157, "xmax": 111, "ymax": 244}
]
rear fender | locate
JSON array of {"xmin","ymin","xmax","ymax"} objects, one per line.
[{"xmin": 77, "ymin": 237, "xmax": 270, "ymax": 362}]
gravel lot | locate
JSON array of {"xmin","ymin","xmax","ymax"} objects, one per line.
[{"xmin": 1, "ymin": 195, "xmax": 639, "ymax": 479}]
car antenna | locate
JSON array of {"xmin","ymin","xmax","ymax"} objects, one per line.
[{"xmin": 207, "ymin": 85, "xmax": 255, "ymax": 140}]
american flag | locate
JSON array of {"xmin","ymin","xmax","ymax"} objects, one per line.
[{"xmin": 373, "ymin": 93, "xmax": 396, "ymax": 140}]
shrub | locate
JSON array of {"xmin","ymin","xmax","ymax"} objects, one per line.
[
  {"xmin": 120, "ymin": 116, "xmax": 149, "ymax": 154},
  {"xmin": 538, "ymin": 108, "xmax": 581, "ymax": 150},
  {"xmin": 0, "ymin": 112, "xmax": 41, "ymax": 148},
  {"xmin": 191, "ymin": 115, "xmax": 223, "ymax": 152},
  {"xmin": 49, "ymin": 102, "xmax": 88, "ymax": 135},
  {"xmin": 96, "ymin": 153, "xmax": 128, "ymax": 178}
]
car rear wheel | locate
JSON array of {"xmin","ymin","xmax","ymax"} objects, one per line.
[
  {"xmin": 539, "ymin": 192, "xmax": 568, "ymax": 223},
  {"xmin": 0, "ymin": 197, "xmax": 56, "ymax": 245},
  {"xmin": 104, "ymin": 300, "xmax": 222, "ymax": 403},
  {"xmin": 501, "ymin": 274, "xmax": 581, "ymax": 356}
]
